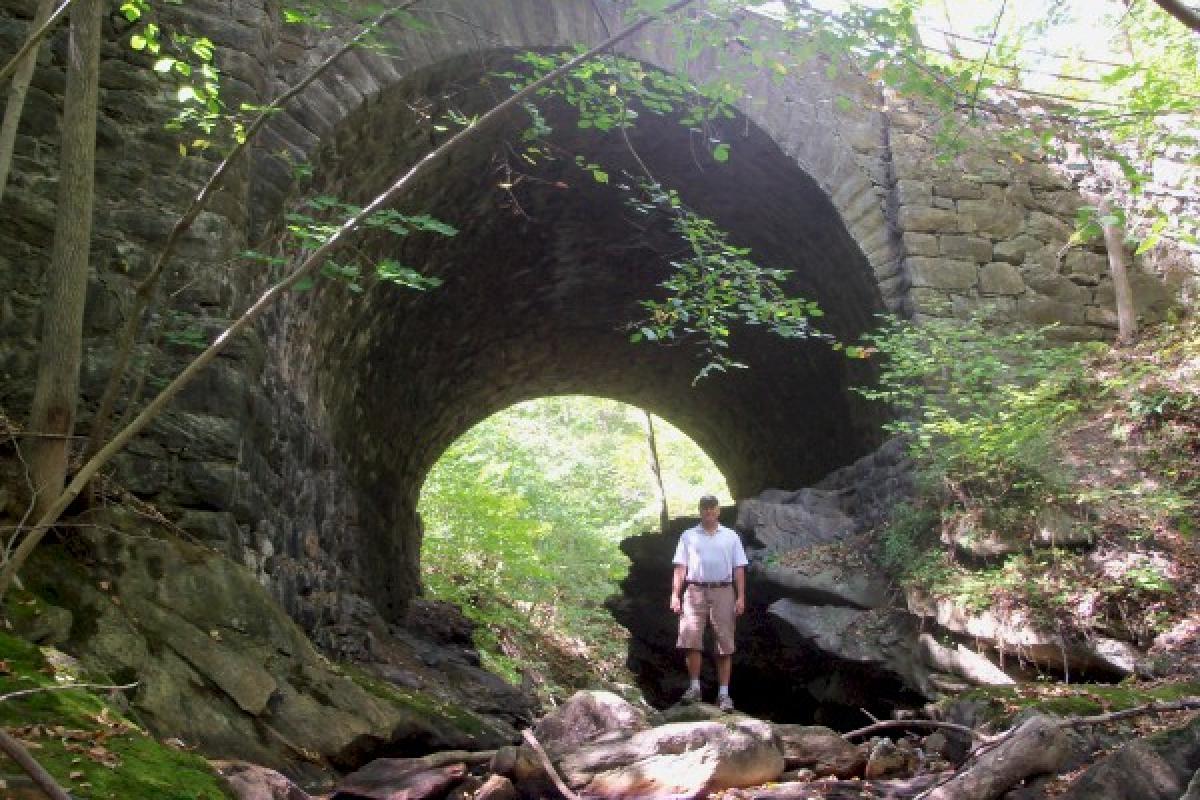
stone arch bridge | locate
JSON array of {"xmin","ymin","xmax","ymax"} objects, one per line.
[{"xmin": 0, "ymin": 0, "xmax": 1177, "ymax": 650}]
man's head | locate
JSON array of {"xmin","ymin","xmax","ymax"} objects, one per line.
[{"xmin": 698, "ymin": 494, "xmax": 720, "ymax": 530}]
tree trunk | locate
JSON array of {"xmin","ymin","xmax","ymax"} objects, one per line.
[
  {"xmin": 0, "ymin": 0, "xmax": 56, "ymax": 203},
  {"xmin": 1093, "ymin": 193, "xmax": 1138, "ymax": 345},
  {"xmin": 26, "ymin": 0, "xmax": 102, "ymax": 520},
  {"xmin": 644, "ymin": 411, "xmax": 669, "ymax": 535}
]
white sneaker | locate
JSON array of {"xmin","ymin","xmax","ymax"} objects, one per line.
[
  {"xmin": 680, "ymin": 684, "xmax": 702, "ymax": 703},
  {"xmin": 717, "ymin": 694, "xmax": 734, "ymax": 712}
]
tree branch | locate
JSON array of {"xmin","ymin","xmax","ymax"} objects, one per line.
[
  {"xmin": 0, "ymin": 0, "xmax": 699, "ymax": 601},
  {"xmin": 0, "ymin": 0, "xmax": 75, "ymax": 86},
  {"xmin": 522, "ymin": 729, "xmax": 581, "ymax": 800},
  {"xmin": 1150, "ymin": 0, "xmax": 1200, "ymax": 33}
]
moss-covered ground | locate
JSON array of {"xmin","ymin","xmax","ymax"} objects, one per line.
[{"xmin": 0, "ymin": 627, "xmax": 232, "ymax": 799}]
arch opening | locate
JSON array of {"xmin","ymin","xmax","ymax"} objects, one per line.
[{"xmin": 416, "ymin": 394, "xmax": 731, "ymax": 696}]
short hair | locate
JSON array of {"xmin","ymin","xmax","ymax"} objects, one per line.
[{"xmin": 697, "ymin": 494, "xmax": 720, "ymax": 510}]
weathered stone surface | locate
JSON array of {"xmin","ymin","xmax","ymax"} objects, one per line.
[
  {"xmin": 933, "ymin": 178, "xmax": 985, "ymax": 199},
  {"xmin": 768, "ymin": 601, "xmax": 932, "ymax": 699},
  {"xmin": 993, "ymin": 234, "xmax": 1043, "ymax": 265},
  {"xmin": 898, "ymin": 205, "xmax": 960, "ymax": 233},
  {"xmin": 917, "ymin": 634, "xmax": 1015, "ymax": 686},
  {"xmin": 939, "ymin": 234, "xmax": 993, "ymax": 264},
  {"xmin": 736, "ymin": 489, "xmax": 856, "ymax": 553},
  {"xmin": 533, "ymin": 690, "xmax": 647, "ymax": 756},
  {"xmin": 906, "ymin": 588, "xmax": 1141, "ymax": 678},
  {"xmin": 556, "ymin": 718, "xmax": 785, "ymax": 797},
  {"xmin": 907, "ymin": 257, "xmax": 978, "ymax": 290},
  {"xmin": 755, "ymin": 560, "xmax": 888, "ymax": 610},
  {"xmin": 979, "ymin": 262, "xmax": 1026, "ymax": 295},
  {"xmin": 957, "ymin": 199, "xmax": 1024, "ymax": 238},
  {"xmin": 902, "ymin": 232, "xmax": 939, "ymax": 257},
  {"xmin": 214, "ymin": 761, "xmax": 313, "ymax": 800},
  {"xmin": 774, "ymin": 724, "xmax": 866, "ymax": 777},
  {"xmin": 1057, "ymin": 716, "xmax": 1200, "ymax": 800}
]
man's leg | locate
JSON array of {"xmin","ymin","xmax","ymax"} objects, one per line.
[
  {"xmin": 686, "ymin": 649, "xmax": 703, "ymax": 681},
  {"xmin": 715, "ymin": 653, "xmax": 732, "ymax": 686}
]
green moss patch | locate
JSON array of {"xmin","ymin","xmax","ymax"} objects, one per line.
[
  {"xmin": 340, "ymin": 663, "xmax": 492, "ymax": 738},
  {"xmin": 0, "ymin": 632, "xmax": 232, "ymax": 799}
]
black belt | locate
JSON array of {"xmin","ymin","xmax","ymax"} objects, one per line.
[{"xmin": 687, "ymin": 581, "xmax": 732, "ymax": 588}]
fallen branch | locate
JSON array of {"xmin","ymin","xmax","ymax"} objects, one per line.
[
  {"xmin": 0, "ymin": 681, "xmax": 138, "ymax": 703},
  {"xmin": 0, "ymin": 728, "xmax": 72, "ymax": 800},
  {"xmin": 521, "ymin": 729, "xmax": 580, "ymax": 800},
  {"xmin": 842, "ymin": 719, "xmax": 985, "ymax": 742}
]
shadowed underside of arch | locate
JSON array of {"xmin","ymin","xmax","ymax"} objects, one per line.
[{"xmin": 262, "ymin": 45, "xmax": 891, "ymax": 618}]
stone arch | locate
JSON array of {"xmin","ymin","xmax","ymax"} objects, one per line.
[{"xmin": 245, "ymin": 1, "xmax": 902, "ymax": 622}]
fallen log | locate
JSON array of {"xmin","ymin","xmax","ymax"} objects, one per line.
[{"xmin": 921, "ymin": 714, "xmax": 1070, "ymax": 800}]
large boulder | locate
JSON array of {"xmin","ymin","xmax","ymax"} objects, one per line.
[
  {"xmin": 532, "ymin": 690, "xmax": 647, "ymax": 755},
  {"xmin": 773, "ymin": 724, "xmax": 866, "ymax": 777},
  {"xmin": 1056, "ymin": 715, "xmax": 1200, "ymax": 800},
  {"xmin": 768, "ymin": 600, "xmax": 934, "ymax": 701},
  {"xmin": 555, "ymin": 717, "xmax": 784, "ymax": 798}
]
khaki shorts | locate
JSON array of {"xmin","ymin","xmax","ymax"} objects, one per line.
[{"xmin": 676, "ymin": 584, "xmax": 737, "ymax": 655}]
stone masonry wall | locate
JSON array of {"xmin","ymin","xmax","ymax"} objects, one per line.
[{"xmin": 0, "ymin": 0, "xmax": 1195, "ymax": 653}]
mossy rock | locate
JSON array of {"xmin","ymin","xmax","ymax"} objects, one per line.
[{"xmin": 0, "ymin": 631, "xmax": 234, "ymax": 800}]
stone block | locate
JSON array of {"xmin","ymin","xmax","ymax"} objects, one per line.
[
  {"xmin": 933, "ymin": 197, "xmax": 955, "ymax": 210},
  {"xmin": 933, "ymin": 178, "xmax": 984, "ymax": 200},
  {"xmin": 902, "ymin": 232, "xmax": 939, "ymax": 257},
  {"xmin": 979, "ymin": 262, "xmax": 1026, "ymax": 296},
  {"xmin": 895, "ymin": 180, "xmax": 931, "ymax": 206},
  {"xmin": 1021, "ymin": 268, "xmax": 1089, "ymax": 303},
  {"xmin": 1025, "ymin": 211, "xmax": 1072, "ymax": 242},
  {"xmin": 1085, "ymin": 307, "xmax": 1119, "ymax": 328},
  {"xmin": 1033, "ymin": 190, "xmax": 1084, "ymax": 217},
  {"xmin": 957, "ymin": 200, "xmax": 1024, "ymax": 239},
  {"xmin": 908, "ymin": 257, "xmax": 978, "ymax": 290},
  {"xmin": 939, "ymin": 235, "xmax": 993, "ymax": 264},
  {"xmin": 898, "ymin": 205, "xmax": 959, "ymax": 233},
  {"xmin": 1004, "ymin": 181, "xmax": 1035, "ymax": 206},
  {"xmin": 1017, "ymin": 294, "xmax": 1085, "ymax": 326},
  {"xmin": 909, "ymin": 288, "xmax": 955, "ymax": 316},
  {"xmin": 993, "ymin": 235, "xmax": 1043, "ymax": 265}
]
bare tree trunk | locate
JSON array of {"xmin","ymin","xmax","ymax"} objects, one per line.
[
  {"xmin": 26, "ymin": 0, "xmax": 101, "ymax": 520},
  {"xmin": 0, "ymin": 0, "xmax": 56, "ymax": 203},
  {"xmin": 644, "ymin": 411, "xmax": 669, "ymax": 535},
  {"xmin": 1088, "ymin": 193, "xmax": 1138, "ymax": 345}
]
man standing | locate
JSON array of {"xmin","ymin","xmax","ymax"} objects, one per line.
[{"xmin": 669, "ymin": 494, "xmax": 748, "ymax": 712}]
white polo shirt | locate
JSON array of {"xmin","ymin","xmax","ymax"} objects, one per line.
[{"xmin": 672, "ymin": 524, "xmax": 749, "ymax": 583}]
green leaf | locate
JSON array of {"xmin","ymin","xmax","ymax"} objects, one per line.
[
  {"xmin": 153, "ymin": 58, "xmax": 175, "ymax": 73},
  {"xmin": 712, "ymin": 143, "xmax": 730, "ymax": 163},
  {"xmin": 130, "ymin": 33, "xmax": 148, "ymax": 50}
]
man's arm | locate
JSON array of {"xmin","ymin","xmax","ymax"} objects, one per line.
[
  {"xmin": 733, "ymin": 565, "xmax": 746, "ymax": 616},
  {"xmin": 670, "ymin": 563, "xmax": 687, "ymax": 614}
]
